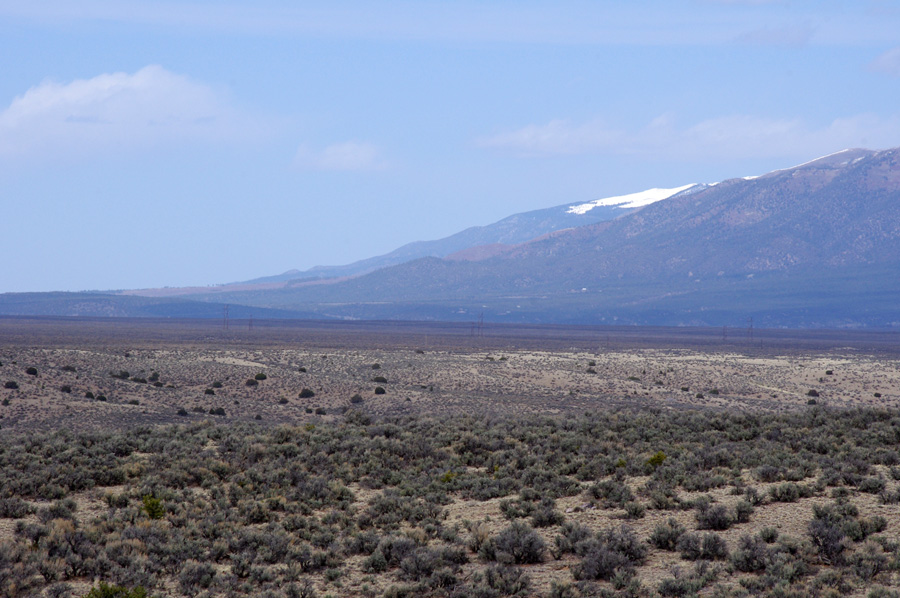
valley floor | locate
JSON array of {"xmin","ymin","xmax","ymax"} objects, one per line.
[{"xmin": 1, "ymin": 317, "xmax": 900, "ymax": 598}]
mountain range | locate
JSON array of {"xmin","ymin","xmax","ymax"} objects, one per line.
[{"xmin": 3, "ymin": 147, "xmax": 899, "ymax": 327}]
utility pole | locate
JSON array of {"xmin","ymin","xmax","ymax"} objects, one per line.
[
  {"xmin": 249, "ymin": 314, "xmax": 254, "ymax": 331},
  {"xmin": 747, "ymin": 317, "xmax": 753, "ymax": 342},
  {"xmin": 224, "ymin": 305, "xmax": 230, "ymax": 330}
]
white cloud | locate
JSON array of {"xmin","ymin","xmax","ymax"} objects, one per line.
[
  {"xmin": 478, "ymin": 113, "xmax": 900, "ymax": 162},
  {"xmin": 293, "ymin": 141, "xmax": 389, "ymax": 172},
  {"xmin": 477, "ymin": 119, "xmax": 623, "ymax": 157},
  {"xmin": 870, "ymin": 46, "xmax": 900, "ymax": 76},
  {"xmin": 0, "ymin": 65, "xmax": 251, "ymax": 158}
]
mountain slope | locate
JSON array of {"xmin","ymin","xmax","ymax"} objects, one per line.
[
  {"xmin": 185, "ymin": 147, "xmax": 900, "ymax": 327},
  {"xmin": 242, "ymin": 184, "xmax": 704, "ymax": 283}
]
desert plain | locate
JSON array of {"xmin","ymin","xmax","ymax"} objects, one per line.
[{"xmin": 1, "ymin": 316, "xmax": 900, "ymax": 598}]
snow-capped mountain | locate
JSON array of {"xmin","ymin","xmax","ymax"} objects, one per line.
[
  {"xmin": 565, "ymin": 183, "xmax": 703, "ymax": 214},
  {"xmin": 6, "ymin": 146, "xmax": 899, "ymax": 327},
  {"xmin": 175, "ymin": 146, "xmax": 900, "ymax": 327},
  {"xmin": 244, "ymin": 184, "xmax": 708, "ymax": 284}
]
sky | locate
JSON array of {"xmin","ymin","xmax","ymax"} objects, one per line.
[{"xmin": 2, "ymin": 1, "xmax": 900, "ymax": 293}]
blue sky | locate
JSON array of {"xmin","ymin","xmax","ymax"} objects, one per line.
[{"xmin": 2, "ymin": 1, "xmax": 899, "ymax": 292}]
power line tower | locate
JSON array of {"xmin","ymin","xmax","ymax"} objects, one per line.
[
  {"xmin": 478, "ymin": 312, "xmax": 484, "ymax": 338},
  {"xmin": 223, "ymin": 305, "xmax": 230, "ymax": 330},
  {"xmin": 747, "ymin": 317, "xmax": 753, "ymax": 342},
  {"xmin": 249, "ymin": 314, "xmax": 254, "ymax": 331}
]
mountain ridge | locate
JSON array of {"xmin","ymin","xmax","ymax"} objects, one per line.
[
  {"xmin": 166, "ymin": 146, "xmax": 900, "ymax": 327},
  {"xmin": 3, "ymin": 147, "xmax": 899, "ymax": 327}
]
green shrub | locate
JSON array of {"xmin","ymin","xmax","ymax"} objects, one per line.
[
  {"xmin": 141, "ymin": 495, "xmax": 164, "ymax": 520},
  {"xmin": 254, "ymin": 372, "xmax": 267, "ymax": 380},
  {"xmin": 299, "ymin": 388, "xmax": 315, "ymax": 398},
  {"xmin": 483, "ymin": 564, "xmax": 531, "ymax": 596},
  {"xmin": 858, "ymin": 477, "xmax": 886, "ymax": 494},
  {"xmin": 374, "ymin": 387, "xmax": 386, "ymax": 395},
  {"xmin": 650, "ymin": 518, "xmax": 685, "ymax": 551},
  {"xmin": 731, "ymin": 534, "xmax": 770, "ymax": 572},
  {"xmin": 83, "ymin": 582, "xmax": 148, "ymax": 598},
  {"xmin": 678, "ymin": 532, "xmax": 728, "ymax": 561},
  {"xmin": 646, "ymin": 451, "xmax": 667, "ymax": 468},
  {"xmin": 0, "ymin": 497, "xmax": 34, "ymax": 518},
  {"xmin": 487, "ymin": 522, "xmax": 545, "ymax": 564},
  {"xmin": 624, "ymin": 501, "xmax": 646, "ymax": 519},
  {"xmin": 759, "ymin": 527, "xmax": 779, "ymax": 543},
  {"xmin": 589, "ymin": 479, "xmax": 634, "ymax": 507},
  {"xmin": 695, "ymin": 504, "xmax": 732, "ymax": 530}
]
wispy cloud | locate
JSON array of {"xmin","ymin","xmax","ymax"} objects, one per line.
[
  {"xmin": 0, "ymin": 65, "xmax": 256, "ymax": 158},
  {"xmin": 734, "ymin": 22, "xmax": 814, "ymax": 47},
  {"xmin": 293, "ymin": 141, "xmax": 389, "ymax": 172},
  {"xmin": 477, "ymin": 119, "xmax": 623, "ymax": 156},
  {"xmin": 478, "ymin": 113, "xmax": 900, "ymax": 162},
  {"xmin": 870, "ymin": 46, "xmax": 900, "ymax": 76}
]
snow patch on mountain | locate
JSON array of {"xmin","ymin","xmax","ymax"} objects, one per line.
[{"xmin": 567, "ymin": 184, "xmax": 698, "ymax": 215}]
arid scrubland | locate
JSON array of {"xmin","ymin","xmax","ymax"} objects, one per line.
[{"xmin": 1, "ymin": 318, "xmax": 900, "ymax": 598}]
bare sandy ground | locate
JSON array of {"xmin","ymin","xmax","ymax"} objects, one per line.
[{"xmin": 1, "ymin": 319, "xmax": 898, "ymax": 432}]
